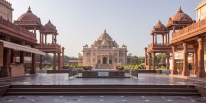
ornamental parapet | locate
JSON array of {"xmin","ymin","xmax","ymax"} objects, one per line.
[
  {"xmin": 0, "ymin": 16, "xmax": 36, "ymax": 41},
  {"xmin": 171, "ymin": 18, "xmax": 206, "ymax": 43},
  {"xmin": 42, "ymin": 43, "xmax": 61, "ymax": 49},
  {"xmin": 148, "ymin": 43, "xmax": 167, "ymax": 49}
]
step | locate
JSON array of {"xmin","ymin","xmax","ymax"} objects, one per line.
[
  {"xmin": 10, "ymin": 85, "xmax": 195, "ymax": 89},
  {"xmin": 7, "ymin": 88, "xmax": 197, "ymax": 92},
  {"xmin": 4, "ymin": 92, "xmax": 201, "ymax": 96}
]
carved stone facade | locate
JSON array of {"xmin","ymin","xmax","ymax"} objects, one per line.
[
  {"xmin": 78, "ymin": 30, "xmax": 132, "ymax": 69},
  {"xmin": 0, "ymin": 0, "xmax": 13, "ymax": 22}
]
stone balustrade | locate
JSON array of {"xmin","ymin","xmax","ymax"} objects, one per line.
[
  {"xmin": 172, "ymin": 18, "xmax": 206, "ymax": 40},
  {"xmin": 42, "ymin": 43, "xmax": 61, "ymax": 49},
  {"xmin": 148, "ymin": 43, "xmax": 167, "ymax": 49},
  {"xmin": 0, "ymin": 16, "xmax": 36, "ymax": 40}
]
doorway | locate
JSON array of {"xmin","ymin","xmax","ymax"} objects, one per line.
[{"xmin": 103, "ymin": 57, "xmax": 107, "ymax": 64}]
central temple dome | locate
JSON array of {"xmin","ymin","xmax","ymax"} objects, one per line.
[
  {"xmin": 17, "ymin": 6, "xmax": 41, "ymax": 24},
  {"xmin": 97, "ymin": 29, "xmax": 113, "ymax": 41}
]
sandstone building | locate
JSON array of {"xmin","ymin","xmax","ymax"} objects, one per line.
[{"xmin": 78, "ymin": 30, "xmax": 132, "ymax": 69}]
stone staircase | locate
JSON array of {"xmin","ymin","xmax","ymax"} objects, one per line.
[{"xmin": 4, "ymin": 85, "xmax": 200, "ymax": 96}]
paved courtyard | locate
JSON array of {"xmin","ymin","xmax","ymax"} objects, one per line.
[
  {"xmin": 1, "ymin": 73, "xmax": 206, "ymax": 103},
  {"xmin": 0, "ymin": 73, "xmax": 205, "ymax": 85},
  {"xmin": 0, "ymin": 95, "xmax": 206, "ymax": 103}
]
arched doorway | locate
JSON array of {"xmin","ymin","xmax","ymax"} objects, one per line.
[{"xmin": 103, "ymin": 57, "xmax": 107, "ymax": 64}]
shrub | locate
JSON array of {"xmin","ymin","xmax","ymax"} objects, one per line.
[
  {"xmin": 161, "ymin": 66, "xmax": 166, "ymax": 69},
  {"xmin": 155, "ymin": 66, "xmax": 159, "ymax": 69}
]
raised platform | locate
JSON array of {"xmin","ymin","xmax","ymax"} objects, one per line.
[{"xmin": 78, "ymin": 69, "xmax": 126, "ymax": 78}]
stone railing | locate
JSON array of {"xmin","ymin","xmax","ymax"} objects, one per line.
[
  {"xmin": 0, "ymin": 16, "xmax": 36, "ymax": 40},
  {"xmin": 42, "ymin": 43, "xmax": 61, "ymax": 49},
  {"xmin": 172, "ymin": 18, "xmax": 206, "ymax": 39},
  {"xmin": 148, "ymin": 43, "xmax": 167, "ymax": 49}
]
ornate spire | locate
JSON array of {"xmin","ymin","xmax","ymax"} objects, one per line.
[
  {"xmin": 104, "ymin": 29, "xmax": 106, "ymax": 33},
  {"xmin": 28, "ymin": 6, "xmax": 31, "ymax": 10},
  {"xmin": 159, "ymin": 20, "xmax": 161, "ymax": 23},
  {"xmin": 179, "ymin": 6, "xmax": 181, "ymax": 10},
  {"xmin": 49, "ymin": 19, "xmax": 51, "ymax": 23}
]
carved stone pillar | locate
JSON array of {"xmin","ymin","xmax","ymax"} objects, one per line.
[
  {"xmin": 167, "ymin": 33, "xmax": 170, "ymax": 44},
  {"xmin": 58, "ymin": 53, "xmax": 60, "ymax": 69},
  {"xmin": 30, "ymin": 53, "xmax": 36, "ymax": 74},
  {"xmin": 166, "ymin": 53, "xmax": 169, "ymax": 70},
  {"xmin": 152, "ymin": 53, "xmax": 155, "ymax": 70},
  {"xmin": 45, "ymin": 34, "xmax": 47, "ymax": 44},
  {"xmin": 53, "ymin": 52, "xmax": 56, "ymax": 70},
  {"xmin": 55, "ymin": 35, "xmax": 57, "ymax": 44},
  {"xmin": 52, "ymin": 33, "xmax": 54, "ymax": 44},
  {"xmin": 42, "ymin": 34, "xmax": 44, "ymax": 45},
  {"xmin": 144, "ymin": 48, "xmax": 147, "ymax": 69},
  {"xmin": 152, "ymin": 34, "xmax": 154, "ymax": 45},
  {"xmin": 148, "ymin": 53, "xmax": 151, "ymax": 70},
  {"xmin": 182, "ymin": 42, "xmax": 190, "ymax": 76},
  {"xmin": 165, "ymin": 34, "xmax": 167, "ymax": 44},
  {"xmin": 173, "ymin": 27, "xmax": 176, "ymax": 33},
  {"xmin": 61, "ymin": 47, "xmax": 65, "ymax": 69},
  {"xmin": 40, "ymin": 55, "xmax": 42, "ymax": 69},
  {"xmin": 20, "ymin": 51, "xmax": 24, "ymax": 64},
  {"xmin": 162, "ymin": 34, "xmax": 164, "ymax": 45},
  {"xmin": 194, "ymin": 45, "xmax": 198, "ymax": 75},
  {"xmin": 197, "ymin": 37, "xmax": 206, "ymax": 77},
  {"xmin": 39, "ymin": 33, "xmax": 42, "ymax": 45},
  {"xmin": 1, "ymin": 48, "xmax": 10, "ymax": 77},
  {"xmin": 172, "ymin": 46, "xmax": 178, "ymax": 75},
  {"xmin": 34, "ymin": 27, "xmax": 36, "ymax": 35},
  {"xmin": 10, "ymin": 49, "xmax": 14, "ymax": 63},
  {"xmin": 155, "ymin": 34, "xmax": 157, "ymax": 44}
]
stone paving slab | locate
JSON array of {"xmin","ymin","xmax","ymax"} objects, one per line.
[
  {"xmin": 0, "ymin": 95, "xmax": 206, "ymax": 103},
  {"xmin": 0, "ymin": 73, "xmax": 205, "ymax": 85}
]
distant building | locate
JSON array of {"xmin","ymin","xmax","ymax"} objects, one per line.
[{"xmin": 78, "ymin": 29, "xmax": 132, "ymax": 69}]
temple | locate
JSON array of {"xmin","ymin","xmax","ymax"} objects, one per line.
[{"xmin": 78, "ymin": 29, "xmax": 132, "ymax": 69}]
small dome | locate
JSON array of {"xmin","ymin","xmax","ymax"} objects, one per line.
[
  {"xmin": 102, "ymin": 40, "xmax": 109, "ymax": 45},
  {"xmin": 92, "ymin": 40, "xmax": 97, "ymax": 46},
  {"xmin": 17, "ymin": 7, "xmax": 41, "ymax": 24},
  {"xmin": 153, "ymin": 20, "xmax": 167, "ymax": 31},
  {"xmin": 43, "ymin": 20, "xmax": 56, "ymax": 30},
  {"xmin": 170, "ymin": 7, "xmax": 192, "ymax": 21}
]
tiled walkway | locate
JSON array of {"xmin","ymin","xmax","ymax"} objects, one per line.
[
  {"xmin": 1, "ymin": 73, "xmax": 206, "ymax": 103},
  {"xmin": 0, "ymin": 95, "xmax": 206, "ymax": 103},
  {"xmin": 0, "ymin": 73, "xmax": 204, "ymax": 85}
]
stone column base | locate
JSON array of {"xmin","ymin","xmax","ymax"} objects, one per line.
[
  {"xmin": 0, "ymin": 71, "xmax": 10, "ymax": 77},
  {"xmin": 30, "ymin": 68, "xmax": 36, "ymax": 74},
  {"xmin": 182, "ymin": 71, "xmax": 190, "ymax": 76},
  {"xmin": 171, "ymin": 70, "xmax": 178, "ymax": 75},
  {"xmin": 197, "ymin": 67, "xmax": 206, "ymax": 78},
  {"xmin": 0, "ymin": 67, "xmax": 10, "ymax": 77}
]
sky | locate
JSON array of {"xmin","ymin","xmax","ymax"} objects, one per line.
[{"xmin": 8, "ymin": 0, "xmax": 202, "ymax": 57}]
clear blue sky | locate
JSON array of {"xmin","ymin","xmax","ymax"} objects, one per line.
[{"xmin": 8, "ymin": 0, "xmax": 202, "ymax": 57}]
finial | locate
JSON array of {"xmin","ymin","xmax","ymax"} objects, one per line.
[
  {"xmin": 28, "ymin": 6, "xmax": 31, "ymax": 10},
  {"xmin": 179, "ymin": 6, "xmax": 181, "ymax": 10},
  {"xmin": 104, "ymin": 29, "xmax": 106, "ymax": 33},
  {"xmin": 49, "ymin": 19, "xmax": 51, "ymax": 23},
  {"xmin": 159, "ymin": 20, "xmax": 161, "ymax": 22}
]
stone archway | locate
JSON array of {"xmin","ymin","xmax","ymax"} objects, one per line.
[{"xmin": 103, "ymin": 57, "xmax": 107, "ymax": 64}]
